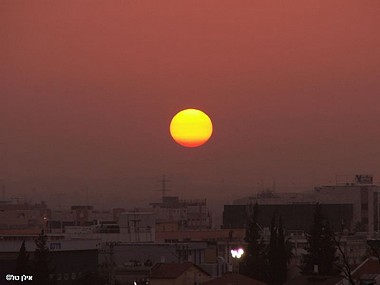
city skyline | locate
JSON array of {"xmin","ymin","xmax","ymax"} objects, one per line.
[{"xmin": 2, "ymin": 1, "xmax": 380, "ymax": 209}]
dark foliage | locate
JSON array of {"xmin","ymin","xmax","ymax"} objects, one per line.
[
  {"xmin": 334, "ymin": 233, "xmax": 355, "ymax": 285},
  {"xmin": 241, "ymin": 203, "xmax": 293, "ymax": 285},
  {"xmin": 240, "ymin": 203, "xmax": 268, "ymax": 282},
  {"xmin": 15, "ymin": 240, "xmax": 30, "ymax": 276},
  {"xmin": 267, "ymin": 215, "xmax": 292, "ymax": 285},
  {"xmin": 31, "ymin": 230, "xmax": 55, "ymax": 285},
  {"xmin": 301, "ymin": 203, "xmax": 339, "ymax": 276},
  {"xmin": 268, "ymin": 216, "xmax": 289, "ymax": 285}
]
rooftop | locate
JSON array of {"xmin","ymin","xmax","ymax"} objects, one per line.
[
  {"xmin": 202, "ymin": 273, "xmax": 268, "ymax": 285},
  {"xmin": 352, "ymin": 257, "xmax": 380, "ymax": 279},
  {"xmin": 149, "ymin": 262, "xmax": 209, "ymax": 279},
  {"xmin": 285, "ymin": 275, "xmax": 342, "ymax": 285}
]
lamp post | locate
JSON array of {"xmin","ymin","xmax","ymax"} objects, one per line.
[{"xmin": 230, "ymin": 248, "xmax": 244, "ymax": 274}]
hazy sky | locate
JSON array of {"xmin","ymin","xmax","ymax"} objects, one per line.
[{"xmin": 1, "ymin": 1, "xmax": 380, "ymax": 208}]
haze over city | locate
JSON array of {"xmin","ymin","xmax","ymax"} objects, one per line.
[{"xmin": 2, "ymin": 1, "xmax": 380, "ymax": 210}]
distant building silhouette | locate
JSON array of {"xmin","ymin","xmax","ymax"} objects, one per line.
[
  {"xmin": 224, "ymin": 174, "xmax": 380, "ymax": 234},
  {"xmin": 150, "ymin": 196, "xmax": 212, "ymax": 230}
]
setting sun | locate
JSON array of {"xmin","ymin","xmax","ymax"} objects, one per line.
[{"xmin": 170, "ymin": 109, "xmax": 213, "ymax": 147}]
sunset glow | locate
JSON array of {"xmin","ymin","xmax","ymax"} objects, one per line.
[{"xmin": 170, "ymin": 109, "xmax": 213, "ymax": 148}]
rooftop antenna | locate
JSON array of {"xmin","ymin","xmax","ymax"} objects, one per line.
[{"xmin": 158, "ymin": 174, "xmax": 170, "ymax": 199}]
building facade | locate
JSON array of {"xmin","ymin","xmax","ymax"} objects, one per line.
[
  {"xmin": 0, "ymin": 238, "xmax": 99, "ymax": 285},
  {"xmin": 224, "ymin": 175, "xmax": 380, "ymax": 234},
  {"xmin": 150, "ymin": 196, "xmax": 212, "ymax": 230}
]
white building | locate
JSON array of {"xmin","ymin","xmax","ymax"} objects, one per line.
[
  {"xmin": 150, "ymin": 196, "xmax": 212, "ymax": 230},
  {"xmin": 233, "ymin": 174, "xmax": 380, "ymax": 234},
  {"xmin": 314, "ymin": 175, "xmax": 380, "ymax": 234},
  {"xmin": 65, "ymin": 211, "xmax": 156, "ymax": 243},
  {"xmin": 119, "ymin": 211, "xmax": 155, "ymax": 242}
]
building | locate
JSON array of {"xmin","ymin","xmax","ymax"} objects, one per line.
[
  {"xmin": 48, "ymin": 205, "xmax": 120, "ymax": 234},
  {"xmin": 64, "ymin": 211, "xmax": 156, "ymax": 243},
  {"xmin": 97, "ymin": 242, "xmax": 210, "ymax": 283},
  {"xmin": 0, "ymin": 200, "xmax": 50, "ymax": 230},
  {"xmin": 314, "ymin": 174, "xmax": 380, "ymax": 234},
  {"xmin": 155, "ymin": 228, "xmax": 245, "ymax": 243},
  {"xmin": 99, "ymin": 242, "xmax": 208, "ymax": 267},
  {"xmin": 149, "ymin": 262, "xmax": 210, "ymax": 285},
  {"xmin": 290, "ymin": 257, "xmax": 380, "ymax": 285},
  {"xmin": 155, "ymin": 228, "xmax": 246, "ymax": 278},
  {"xmin": 202, "ymin": 273, "xmax": 268, "ymax": 285},
  {"xmin": 0, "ymin": 237, "xmax": 100, "ymax": 285},
  {"xmin": 150, "ymin": 196, "xmax": 212, "ymax": 230},
  {"xmin": 349, "ymin": 257, "xmax": 380, "ymax": 285},
  {"xmin": 285, "ymin": 275, "xmax": 342, "ymax": 285},
  {"xmin": 119, "ymin": 211, "xmax": 155, "ymax": 242},
  {"xmin": 223, "ymin": 203, "xmax": 353, "ymax": 232},
  {"xmin": 224, "ymin": 174, "xmax": 380, "ymax": 233}
]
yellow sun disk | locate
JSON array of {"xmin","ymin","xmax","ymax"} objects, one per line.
[{"xmin": 170, "ymin": 109, "xmax": 213, "ymax": 147}]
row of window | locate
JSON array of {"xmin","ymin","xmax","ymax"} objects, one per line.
[{"xmin": 49, "ymin": 272, "xmax": 82, "ymax": 281}]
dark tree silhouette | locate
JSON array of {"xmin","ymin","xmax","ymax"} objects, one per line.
[
  {"xmin": 240, "ymin": 203, "xmax": 268, "ymax": 282},
  {"xmin": 32, "ymin": 230, "xmax": 55, "ymax": 285},
  {"xmin": 301, "ymin": 203, "xmax": 338, "ymax": 276},
  {"xmin": 268, "ymin": 215, "xmax": 278, "ymax": 284},
  {"xmin": 276, "ymin": 216, "xmax": 289, "ymax": 284},
  {"xmin": 267, "ymin": 215, "xmax": 291, "ymax": 285},
  {"xmin": 15, "ymin": 240, "xmax": 30, "ymax": 276},
  {"xmin": 334, "ymin": 231, "xmax": 355, "ymax": 285}
]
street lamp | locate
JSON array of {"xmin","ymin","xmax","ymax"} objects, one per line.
[{"xmin": 230, "ymin": 248, "xmax": 244, "ymax": 274}]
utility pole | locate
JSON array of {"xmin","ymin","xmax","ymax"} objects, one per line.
[{"xmin": 130, "ymin": 213, "xmax": 141, "ymax": 242}]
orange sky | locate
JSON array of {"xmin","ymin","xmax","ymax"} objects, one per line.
[{"xmin": 1, "ymin": 1, "xmax": 380, "ymax": 207}]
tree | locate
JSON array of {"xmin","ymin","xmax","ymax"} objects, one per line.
[
  {"xmin": 240, "ymin": 203, "xmax": 268, "ymax": 282},
  {"xmin": 267, "ymin": 215, "xmax": 291, "ymax": 285},
  {"xmin": 301, "ymin": 203, "xmax": 338, "ymax": 276},
  {"xmin": 276, "ymin": 216, "xmax": 289, "ymax": 284},
  {"xmin": 268, "ymin": 215, "xmax": 278, "ymax": 284},
  {"xmin": 15, "ymin": 240, "xmax": 30, "ymax": 276},
  {"xmin": 32, "ymin": 230, "xmax": 55, "ymax": 285},
  {"xmin": 334, "ymin": 231, "xmax": 355, "ymax": 285}
]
